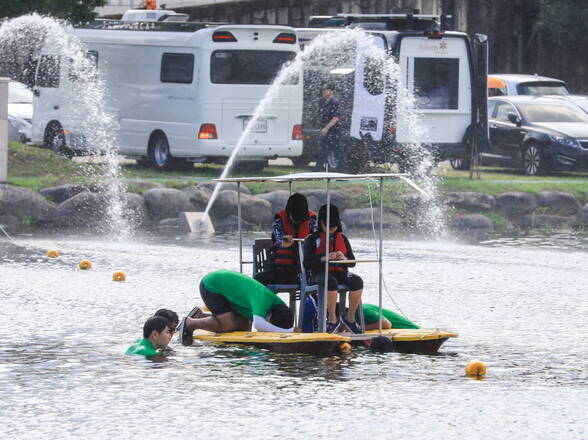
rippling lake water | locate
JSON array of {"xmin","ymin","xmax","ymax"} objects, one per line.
[{"xmin": 1, "ymin": 232, "xmax": 586, "ymax": 439}]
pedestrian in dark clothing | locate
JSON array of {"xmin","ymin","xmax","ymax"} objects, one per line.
[
  {"xmin": 314, "ymin": 83, "xmax": 342, "ymax": 172},
  {"xmin": 303, "ymin": 204, "xmax": 364, "ymax": 333}
]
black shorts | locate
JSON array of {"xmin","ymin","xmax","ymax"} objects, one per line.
[
  {"xmin": 199, "ymin": 281, "xmax": 233, "ymax": 316},
  {"xmin": 310, "ymin": 271, "xmax": 363, "ymax": 291}
]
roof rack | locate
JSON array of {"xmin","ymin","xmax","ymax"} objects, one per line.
[
  {"xmin": 336, "ymin": 13, "xmax": 451, "ymax": 20},
  {"xmin": 77, "ymin": 20, "xmax": 216, "ymax": 33}
]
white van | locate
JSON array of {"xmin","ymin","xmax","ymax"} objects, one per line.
[
  {"xmin": 296, "ymin": 14, "xmax": 488, "ymax": 172},
  {"xmin": 32, "ymin": 19, "xmax": 303, "ymax": 170}
]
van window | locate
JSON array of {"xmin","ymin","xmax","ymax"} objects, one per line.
[
  {"xmin": 413, "ymin": 58, "xmax": 459, "ymax": 109},
  {"xmin": 161, "ymin": 53, "xmax": 194, "ymax": 84},
  {"xmin": 363, "ymin": 56, "xmax": 384, "ymax": 95},
  {"xmin": 517, "ymin": 82, "xmax": 569, "ymax": 96},
  {"xmin": 69, "ymin": 50, "xmax": 98, "ymax": 82},
  {"xmin": 210, "ymin": 50, "xmax": 297, "ymax": 85},
  {"xmin": 37, "ymin": 55, "xmax": 60, "ymax": 88},
  {"xmin": 487, "ymin": 100, "xmax": 497, "ymax": 117}
]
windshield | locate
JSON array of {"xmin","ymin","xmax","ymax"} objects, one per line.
[
  {"xmin": 517, "ymin": 82, "xmax": 569, "ymax": 96},
  {"xmin": 210, "ymin": 50, "xmax": 297, "ymax": 85},
  {"xmin": 8, "ymin": 81, "xmax": 33, "ymax": 104},
  {"xmin": 518, "ymin": 103, "xmax": 588, "ymax": 123}
]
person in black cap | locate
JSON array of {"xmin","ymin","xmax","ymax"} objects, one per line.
[
  {"xmin": 254, "ymin": 193, "xmax": 318, "ymax": 286},
  {"xmin": 313, "ymin": 83, "xmax": 342, "ymax": 172},
  {"xmin": 303, "ymin": 204, "xmax": 364, "ymax": 333}
]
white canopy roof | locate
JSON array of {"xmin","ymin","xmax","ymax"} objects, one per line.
[{"xmin": 214, "ymin": 171, "xmax": 407, "ymax": 183}]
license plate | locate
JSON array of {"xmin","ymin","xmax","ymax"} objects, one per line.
[{"xmin": 243, "ymin": 118, "xmax": 267, "ymax": 133}]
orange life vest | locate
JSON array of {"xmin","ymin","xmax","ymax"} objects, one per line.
[
  {"xmin": 272, "ymin": 209, "xmax": 315, "ymax": 272},
  {"xmin": 314, "ymin": 232, "xmax": 348, "ymax": 272},
  {"xmin": 145, "ymin": 0, "xmax": 156, "ymax": 10}
]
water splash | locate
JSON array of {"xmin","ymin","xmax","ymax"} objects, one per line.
[
  {"xmin": 0, "ymin": 14, "xmax": 132, "ymax": 238},
  {"xmin": 202, "ymin": 27, "xmax": 445, "ymax": 235}
]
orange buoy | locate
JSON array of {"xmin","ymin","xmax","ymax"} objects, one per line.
[
  {"xmin": 340, "ymin": 342, "xmax": 352, "ymax": 353},
  {"xmin": 112, "ymin": 271, "xmax": 126, "ymax": 282},
  {"xmin": 47, "ymin": 249, "xmax": 60, "ymax": 258},
  {"xmin": 465, "ymin": 360, "xmax": 487, "ymax": 377},
  {"xmin": 79, "ymin": 259, "xmax": 93, "ymax": 270}
]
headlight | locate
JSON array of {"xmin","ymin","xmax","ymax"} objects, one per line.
[{"xmin": 548, "ymin": 135, "xmax": 581, "ymax": 148}]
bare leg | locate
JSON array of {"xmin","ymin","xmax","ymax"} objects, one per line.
[
  {"xmin": 186, "ymin": 311, "xmax": 251, "ymax": 333},
  {"xmin": 346, "ymin": 289, "xmax": 362, "ymax": 322},
  {"xmin": 365, "ymin": 318, "xmax": 392, "ymax": 331},
  {"xmin": 327, "ymin": 290, "xmax": 338, "ymax": 323}
]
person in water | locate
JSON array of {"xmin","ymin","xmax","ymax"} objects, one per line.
[
  {"xmin": 178, "ymin": 270, "xmax": 295, "ymax": 345},
  {"xmin": 303, "ymin": 204, "xmax": 364, "ymax": 334},
  {"xmin": 255, "ymin": 193, "xmax": 317, "ymax": 286},
  {"xmin": 126, "ymin": 316, "xmax": 173, "ymax": 358},
  {"xmin": 154, "ymin": 308, "xmax": 179, "ymax": 332}
]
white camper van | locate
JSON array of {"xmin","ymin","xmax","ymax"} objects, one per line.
[
  {"xmin": 297, "ymin": 14, "xmax": 488, "ymax": 172},
  {"xmin": 32, "ymin": 19, "xmax": 303, "ymax": 170}
]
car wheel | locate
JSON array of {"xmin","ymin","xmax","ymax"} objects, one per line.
[
  {"xmin": 46, "ymin": 123, "xmax": 73, "ymax": 159},
  {"xmin": 150, "ymin": 132, "xmax": 173, "ymax": 170},
  {"xmin": 234, "ymin": 160, "xmax": 268, "ymax": 173},
  {"xmin": 522, "ymin": 143, "xmax": 548, "ymax": 176}
]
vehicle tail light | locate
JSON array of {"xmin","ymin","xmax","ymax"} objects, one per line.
[
  {"xmin": 274, "ymin": 33, "xmax": 297, "ymax": 44},
  {"xmin": 213, "ymin": 31, "xmax": 237, "ymax": 42},
  {"xmin": 63, "ymin": 129, "xmax": 70, "ymax": 135},
  {"xmin": 198, "ymin": 124, "xmax": 218, "ymax": 139},
  {"xmin": 291, "ymin": 124, "xmax": 303, "ymax": 140},
  {"xmin": 387, "ymin": 126, "xmax": 396, "ymax": 133}
]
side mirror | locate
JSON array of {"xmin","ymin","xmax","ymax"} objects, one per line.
[
  {"xmin": 507, "ymin": 112, "xmax": 521, "ymax": 126},
  {"xmin": 33, "ymin": 89, "xmax": 40, "ymax": 97}
]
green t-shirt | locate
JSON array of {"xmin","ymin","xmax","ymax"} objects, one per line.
[
  {"xmin": 358, "ymin": 304, "xmax": 420, "ymax": 329},
  {"xmin": 126, "ymin": 338, "xmax": 159, "ymax": 357},
  {"xmin": 202, "ymin": 270, "xmax": 285, "ymax": 320}
]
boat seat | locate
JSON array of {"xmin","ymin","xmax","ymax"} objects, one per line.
[
  {"xmin": 252, "ymin": 238, "xmax": 300, "ymax": 316},
  {"xmin": 297, "ymin": 238, "xmax": 365, "ymax": 333}
]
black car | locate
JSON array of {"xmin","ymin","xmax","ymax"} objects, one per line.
[{"xmin": 484, "ymin": 96, "xmax": 588, "ymax": 175}]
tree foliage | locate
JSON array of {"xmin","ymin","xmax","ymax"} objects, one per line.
[
  {"xmin": 535, "ymin": 0, "xmax": 588, "ymax": 46},
  {"xmin": 0, "ymin": 0, "xmax": 106, "ymax": 24}
]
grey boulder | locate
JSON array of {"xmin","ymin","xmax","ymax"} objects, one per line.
[
  {"xmin": 213, "ymin": 214, "xmax": 256, "ymax": 233},
  {"xmin": 143, "ymin": 188, "xmax": 194, "ymax": 220},
  {"xmin": 256, "ymin": 190, "xmax": 291, "ymax": 215},
  {"xmin": 0, "ymin": 184, "xmax": 57, "ymax": 223},
  {"xmin": 582, "ymin": 204, "xmax": 588, "ymax": 226},
  {"xmin": 451, "ymin": 214, "xmax": 494, "ymax": 231},
  {"xmin": 537, "ymin": 191, "xmax": 580, "ymax": 215},
  {"xmin": 198, "ymin": 181, "xmax": 251, "ymax": 195},
  {"xmin": 0, "ymin": 214, "xmax": 20, "ymax": 234},
  {"xmin": 130, "ymin": 180, "xmax": 164, "ymax": 192},
  {"xmin": 445, "ymin": 192, "xmax": 494, "ymax": 212},
  {"xmin": 496, "ymin": 192, "xmax": 537, "ymax": 216},
  {"xmin": 39, "ymin": 184, "xmax": 89, "ymax": 204},
  {"xmin": 181, "ymin": 186, "xmax": 212, "ymax": 212},
  {"xmin": 342, "ymin": 208, "xmax": 402, "ymax": 229},
  {"xmin": 210, "ymin": 190, "xmax": 272, "ymax": 227},
  {"xmin": 300, "ymin": 189, "xmax": 348, "ymax": 212},
  {"xmin": 520, "ymin": 215, "xmax": 577, "ymax": 229}
]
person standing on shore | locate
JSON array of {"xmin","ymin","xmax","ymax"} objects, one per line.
[{"xmin": 314, "ymin": 83, "xmax": 342, "ymax": 172}]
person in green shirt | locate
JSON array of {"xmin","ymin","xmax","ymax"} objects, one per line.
[
  {"xmin": 178, "ymin": 270, "xmax": 295, "ymax": 346},
  {"xmin": 126, "ymin": 316, "xmax": 173, "ymax": 358},
  {"xmin": 359, "ymin": 303, "xmax": 420, "ymax": 330}
]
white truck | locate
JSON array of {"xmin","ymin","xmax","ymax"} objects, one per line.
[
  {"xmin": 297, "ymin": 13, "xmax": 488, "ymax": 172},
  {"xmin": 32, "ymin": 16, "xmax": 303, "ymax": 171}
]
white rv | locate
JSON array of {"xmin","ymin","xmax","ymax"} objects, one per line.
[
  {"xmin": 297, "ymin": 14, "xmax": 488, "ymax": 172},
  {"xmin": 31, "ymin": 19, "xmax": 303, "ymax": 170}
]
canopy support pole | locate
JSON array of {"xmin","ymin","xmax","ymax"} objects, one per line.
[
  {"xmin": 238, "ymin": 181, "xmax": 243, "ymax": 273},
  {"xmin": 319, "ymin": 177, "xmax": 331, "ymax": 333},
  {"xmin": 378, "ymin": 177, "xmax": 384, "ymax": 332}
]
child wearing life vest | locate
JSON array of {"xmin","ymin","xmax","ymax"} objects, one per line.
[{"xmin": 303, "ymin": 204, "xmax": 364, "ymax": 333}]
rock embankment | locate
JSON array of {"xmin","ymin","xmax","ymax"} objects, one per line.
[{"xmin": 1, "ymin": 183, "xmax": 587, "ymax": 236}]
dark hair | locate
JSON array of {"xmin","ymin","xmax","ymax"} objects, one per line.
[
  {"xmin": 269, "ymin": 304, "xmax": 294, "ymax": 329},
  {"xmin": 154, "ymin": 309, "xmax": 178, "ymax": 325},
  {"xmin": 285, "ymin": 193, "xmax": 310, "ymax": 222},
  {"xmin": 317, "ymin": 204, "xmax": 342, "ymax": 232},
  {"xmin": 322, "ymin": 83, "xmax": 336, "ymax": 92},
  {"xmin": 143, "ymin": 316, "xmax": 169, "ymax": 339},
  {"xmin": 370, "ymin": 336, "xmax": 395, "ymax": 353}
]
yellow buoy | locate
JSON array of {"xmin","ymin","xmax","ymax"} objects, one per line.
[
  {"xmin": 202, "ymin": 305, "xmax": 210, "ymax": 312},
  {"xmin": 79, "ymin": 259, "xmax": 93, "ymax": 270},
  {"xmin": 47, "ymin": 249, "xmax": 60, "ymax": 258},
  {"xmin": 465, "ymin": 360, "xmax": 487, "ymax": 377},
  {"xmin": 339, "ymin": 342, "xmax": 352, "ymax": 353},
  {"xmin": 112, "ymin": 271, "xmax": 126, "ymax": 282}
]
